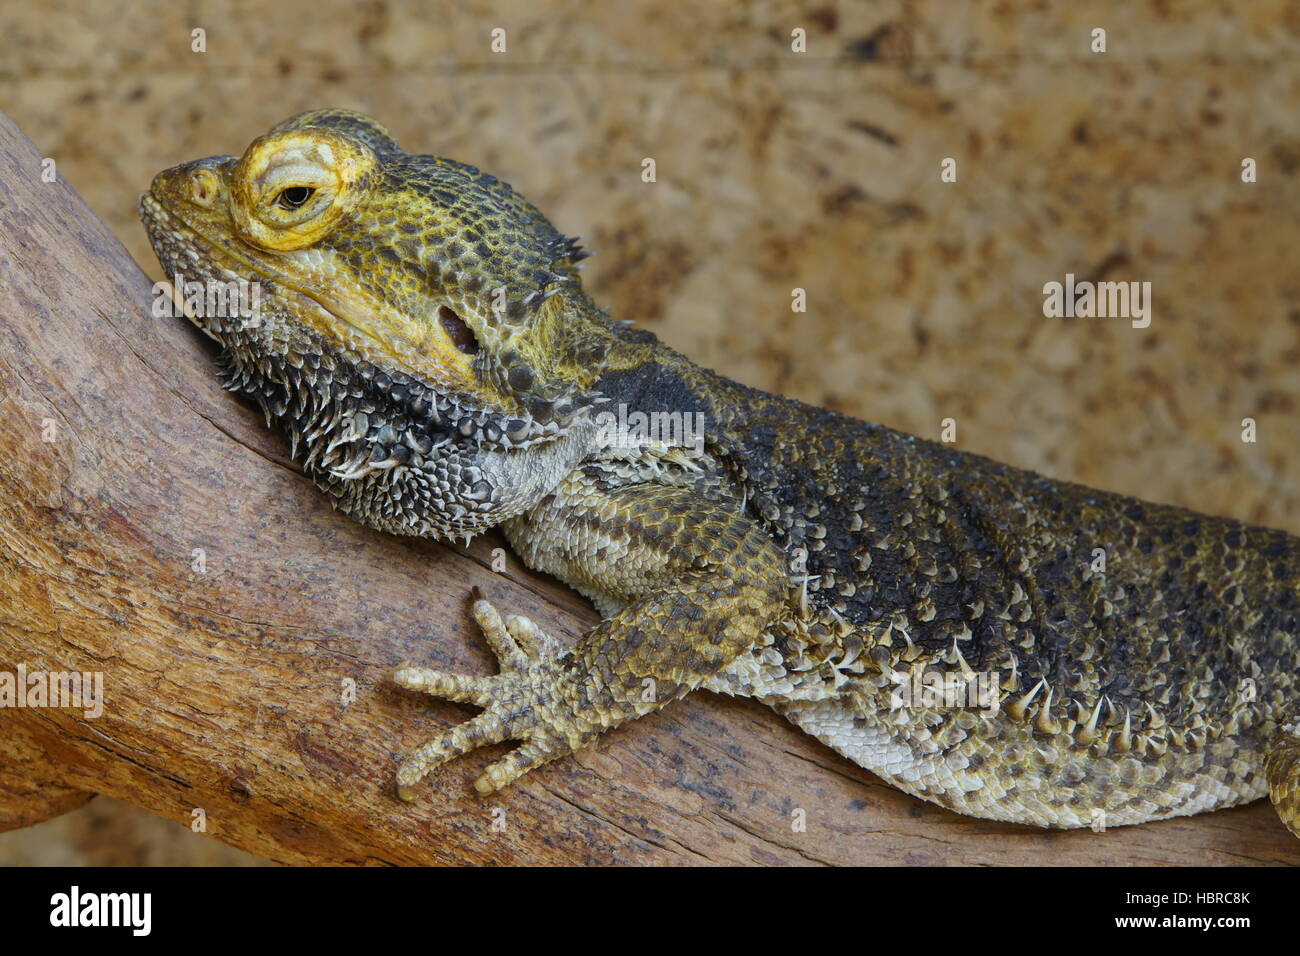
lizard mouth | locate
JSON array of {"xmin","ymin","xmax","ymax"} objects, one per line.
[{"xmin": 139, "ymin": 192, "xmax": 566, "ymax": 455}]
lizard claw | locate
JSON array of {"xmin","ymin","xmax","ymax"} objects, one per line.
[{"xmin": 391, "ymin": 595, "xmax": 573, "ymax": 799}]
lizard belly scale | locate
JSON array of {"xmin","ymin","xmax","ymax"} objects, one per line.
[
  {"xmin": 704, "ymin": 628, "xmax": 1269, "ymax": 828},
  {"xmin": 774, "ymin": 693, "xmax": 1266, "ymax": 828}
]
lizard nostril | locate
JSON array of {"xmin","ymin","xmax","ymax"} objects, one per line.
[
  {"xmin": 188, "ymin": 169, "xmax": 218, "ymax": 208},
  {"xmin": 439, "ymin": 305, "xmax": 479, "ymax": 355}
]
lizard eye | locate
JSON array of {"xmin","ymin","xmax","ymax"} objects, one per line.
[
  {"xmin": 277, "ymin": 186, "xmax": 315, "ymax": 209},
  {"xmin": 232, "ymin": 128, "xmax": 377, "ymax": 250}
]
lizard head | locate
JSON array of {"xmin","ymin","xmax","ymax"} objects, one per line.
[{"xmin": 139, "ymin": 109, "xmax": 622, "ymax": 540}]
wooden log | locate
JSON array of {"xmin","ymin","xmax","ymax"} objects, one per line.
[{"xmin": 0, "ymin": 108, "xmax": 1295, "ymax": 865}]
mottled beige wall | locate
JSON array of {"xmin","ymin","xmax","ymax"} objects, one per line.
[{"xmin": 1, "ymin": 0, "xmax": 1297, "ymax": 864}]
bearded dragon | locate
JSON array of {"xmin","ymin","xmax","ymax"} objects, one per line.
[{"xmin": 139, "ymin": 109, "xmax": 1300, "ymax": 836}]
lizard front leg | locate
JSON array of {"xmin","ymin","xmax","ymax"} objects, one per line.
[{"xmin": 392, "ymin": 471, "xmax": 792, "ymax": 797}]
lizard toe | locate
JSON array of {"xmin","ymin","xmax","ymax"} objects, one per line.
[
  {"xmin": 390, "ymin": 663, "xmax": 498, "ymax": 707},
  {"xmin": 396, "ymin": 708, "xmax": 517, "ymax": 800},
  {"xmin": 504, "ymin": 612, "xmax": 559, "ymax": 659},
  {"xmin": 473, "ymin": 736, "xmax": 566, "ymax": 794},
  {"xmin": 469, "ymin": 595, "xmax": 533, "ymax": 670}
]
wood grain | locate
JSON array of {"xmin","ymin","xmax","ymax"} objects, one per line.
[{"xmin": 0, "ymin": 108, "xmax": 1295, "ymax": 865}]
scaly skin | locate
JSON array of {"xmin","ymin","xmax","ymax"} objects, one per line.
[{"xmin": 140, "ymin": 109, "xmax": 1300, "ymax": 834}]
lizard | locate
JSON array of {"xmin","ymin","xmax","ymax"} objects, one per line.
[{"xmin": 139, "ymin": 108, "xmax": 1300, "ymax": 836}]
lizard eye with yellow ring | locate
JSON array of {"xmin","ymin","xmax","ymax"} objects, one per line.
[
  {"xmin": 277, "ymin": 186, "xmax": 315, "ymax": 209},
  {"xmin": 230, "ymin": 129, "xmax": 377, "ymax": 251}
]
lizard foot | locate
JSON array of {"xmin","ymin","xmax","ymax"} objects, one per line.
[{"xmin": 390, "ymin": 592, "xmax": 575, "ymax": 799}]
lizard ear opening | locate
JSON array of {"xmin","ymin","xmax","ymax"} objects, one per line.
[{"xmin": 439, "ymin": 305, "xmax": 479, "ymax": 355}]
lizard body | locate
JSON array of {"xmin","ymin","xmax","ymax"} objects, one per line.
[{"xmin": 140, "ymin": 110, "xmax": 1300, "ymax": 835}]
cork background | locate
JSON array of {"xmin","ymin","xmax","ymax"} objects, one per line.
[{"xmin": 1, "ymin": 0, "xmax": 1297, "ymax": 865}]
